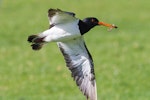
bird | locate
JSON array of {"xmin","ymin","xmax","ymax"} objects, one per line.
[{"xmin": 27, "ymin": 8, "xmax": 117, "ymax": 100}]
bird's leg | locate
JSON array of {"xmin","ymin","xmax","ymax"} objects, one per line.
[
  {"xmin": 28, "ymin": 35, "xmax": 46, "ymax": 50},
  {"xmin": 31, "ymin": 43, "xmax": 44, "ymax": 50}
]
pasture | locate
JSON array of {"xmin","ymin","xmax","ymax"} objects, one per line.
[{"xmin": 0, "ymin": 0, "xmax": 149, "ymax": 100}]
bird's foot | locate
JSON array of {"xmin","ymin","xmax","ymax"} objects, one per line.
[
  {"xmin": 31, "ymin": 43, "xmax": 43, "ymax": 50},
  {"xmin": 28, "ymin": 35, "xmax": 45, "ymax": 50}
]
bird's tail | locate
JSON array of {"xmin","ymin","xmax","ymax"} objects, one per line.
[{"xmin": 27, "ymin": 35, "xmax": 44, "ymax": 50}]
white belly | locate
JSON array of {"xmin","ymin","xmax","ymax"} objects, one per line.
[{"xmin": 39, "ymin": 20, "xmax": 81, "ymax": 42}]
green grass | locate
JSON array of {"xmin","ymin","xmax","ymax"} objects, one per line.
[{"xmin": 0, "ymin": 0, "xmax": 150, "ymax": 100}]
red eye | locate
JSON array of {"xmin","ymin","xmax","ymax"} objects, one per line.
[{"xmin": 91, "ymin": 19, "xmax": 94, "ymax": 22}]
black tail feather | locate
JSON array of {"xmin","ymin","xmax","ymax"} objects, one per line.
[
  {"xmin": 28, "ymin": 35, "xmax": 38, "ymax": 43},
  {"xmin": 28, "ymin": 35, "xmax": 45, "ymax": 50}
]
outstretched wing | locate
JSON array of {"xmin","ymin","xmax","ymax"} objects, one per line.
[
  {"xmin": 57, "ymin": 37, "xmax": 97, "ymax": 100},
  {"xmin": 48, "ymin": 8, "xmax": 77, "ymax": 26}
]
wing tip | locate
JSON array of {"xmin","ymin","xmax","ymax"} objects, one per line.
[
  {"xmin": 78, "ymin": 78, "xmax": 97, "ymax": 100},
  {"xmin": 48, "ymin": 8, "xmax": 62, "ymax": 18},
  {"xmin": 84, "ymin": 80, "xmax": 97, "ymax": 100}
]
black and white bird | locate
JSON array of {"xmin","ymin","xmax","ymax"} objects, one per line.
[{"xmin": 28, "ymin": 8, "xmax": 117, "ymax": 100}]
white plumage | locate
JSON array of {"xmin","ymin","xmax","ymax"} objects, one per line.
[
  {"xmin": 28, "ymin": 9, "xmax": 97, "ymax": 100},
  {"xmin": 28, "ymin": 8, "xmax": 117, "ymax": 100},
  {"xmin": 39, "ymin": 20, "xmax": 81, "ymax": 42},
  {"xmin": 57, "ymin": 37, "xmax": 97, "ymax": 100}
]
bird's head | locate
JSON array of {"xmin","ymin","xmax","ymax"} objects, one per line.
[{"xmin": 83, "ymin": 17, "xmax": 117, "ymax": 30}]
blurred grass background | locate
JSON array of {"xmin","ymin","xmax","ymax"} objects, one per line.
[{"xmin": 0, "ymin": 0, "xmax": 149, "ymax": 100}]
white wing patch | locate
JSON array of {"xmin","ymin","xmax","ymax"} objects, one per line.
[
  {"xmin": 38, "ymin": 20, "xmax": 81, "ymax": 42},
  {"xmin": 57, "ymin": 37, "xmax": 97, "ymax": 100},
  {"xmin": 48, "ymin": 9, "xmax": 77, "ymax": 25}
]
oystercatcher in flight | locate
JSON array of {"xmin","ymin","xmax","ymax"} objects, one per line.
[{"xmin": 27, "ymin": 8, "xmax": 117, "ymax": 100}]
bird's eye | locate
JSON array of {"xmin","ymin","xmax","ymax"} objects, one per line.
[{"xmin": 91, "ymin": 19, "xmax": 95, "ymax": 22}]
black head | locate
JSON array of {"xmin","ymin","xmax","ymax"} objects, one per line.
[
  {"xmin": 82, "ymin": 17, "xmax": 99, "ymax": 28},
  {"xmin": 79, "ymin": 17, "xmax": 118, "ymax": 35}
]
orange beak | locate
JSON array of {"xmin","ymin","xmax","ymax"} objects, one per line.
[{"xmin": 98, "ymin": 22, "xmax": 118, "ymax": 29}]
